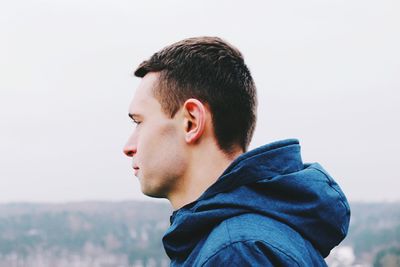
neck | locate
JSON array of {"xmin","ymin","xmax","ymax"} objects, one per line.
[{"xmin": 168, "ymin": 143, "xmax": 242, "ymax": 210}]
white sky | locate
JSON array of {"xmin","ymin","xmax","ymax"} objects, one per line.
[{"xmin": 1, "ymin": 0, "xmax": 399, "ymax": 203}]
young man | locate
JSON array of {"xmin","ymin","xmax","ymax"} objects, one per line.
[{"xmin": 123, "ymin": 37, "xmax": 350, "ymax": 266}]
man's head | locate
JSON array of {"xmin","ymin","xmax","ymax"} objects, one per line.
[
  {"xmin": 124, "ymin": 37, "xmax": 257, "ymax": 204},
  {"xmin": 134, "ymin": 36, "xmax": 257, "ymax": 154}
]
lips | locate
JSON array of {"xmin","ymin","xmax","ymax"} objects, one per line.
[
  {"xmin": 132, "ymin": 160, "xmax": 139, "ymax": 176},
  {"xmin": 133, "ymin": 165, "xmax": 139, "ymax": 176}
]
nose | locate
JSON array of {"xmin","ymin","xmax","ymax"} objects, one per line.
[{"xmin": 123, "ymin": 134, "xmax": 137, "ymax": 157}]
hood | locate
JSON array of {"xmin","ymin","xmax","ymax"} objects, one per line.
[{"xmin": 163, "ymin": 139, "xmax": 350, "ymax": 259}]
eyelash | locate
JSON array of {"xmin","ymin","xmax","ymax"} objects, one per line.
[{"xmin": 132, "ymin": 119, "xmax": 141, "ymax": 125}]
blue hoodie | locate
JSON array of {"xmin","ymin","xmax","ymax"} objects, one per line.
[{"xmin": 163, "ymin": 139, "xmax": 350, "ymax": 266}]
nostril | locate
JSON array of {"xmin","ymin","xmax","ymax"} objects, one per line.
[
  {"xmin": 123, "ymin": 146, "xmax": 136, "ymax": 157},
  {"xmin": 124, "ymin": 150, "xmax": 132, "ymax": 157}
]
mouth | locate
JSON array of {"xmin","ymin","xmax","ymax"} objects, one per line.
[{"xmin": 133, "ymin": 166, "xmax": 139, "ymax": 176}]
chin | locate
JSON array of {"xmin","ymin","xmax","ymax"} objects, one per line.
[
  {"xmin": 141, "ymin": 184, "xmax": 168, "ymax": 199},
  {"xmin": 142, "ymin": 191, "xmax": 167, "ymax": 199}
]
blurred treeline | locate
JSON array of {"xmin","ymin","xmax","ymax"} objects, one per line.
[{"xmin": 0, "ymin": 201, "xmax": 398, "ymax": 267}]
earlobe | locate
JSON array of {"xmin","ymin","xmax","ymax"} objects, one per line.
[{"xmin": 183, "ymin": 99, "xmax": 206, "ymax": 144}]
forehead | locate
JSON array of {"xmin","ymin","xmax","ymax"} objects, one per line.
[{"xmin": 129, "ymin": 72, "xmax": 161, "ymax": 114}]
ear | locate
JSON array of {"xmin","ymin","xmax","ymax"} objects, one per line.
[{"xmin": 182, "ymin": 98, "xmax": 207, "ymax": 144}]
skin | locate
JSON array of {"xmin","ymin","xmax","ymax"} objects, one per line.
[{"xmin": 123, "ymin": 72, "xmax": 242, "ymax": 210}]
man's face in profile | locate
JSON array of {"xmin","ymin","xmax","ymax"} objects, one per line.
[{"xmin": 123, "ymin": 72, "xmax": 188, "ymax": 199}]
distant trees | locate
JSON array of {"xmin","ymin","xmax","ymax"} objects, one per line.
[
  {"xmin": 373, "ymin": 247, "xmax": 400, "ymax": 267},
  {"xmin": 0, "ymin": 201, "xmax": 399, "ymax": 266},
  {"xmin": 0, "ymin": 201, "xmax": 171, "ymax": 266}
]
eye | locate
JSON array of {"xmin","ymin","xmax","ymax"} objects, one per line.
[{"xmin": 131, "ymin": 119, "xmax": 141, "ymax": 126}]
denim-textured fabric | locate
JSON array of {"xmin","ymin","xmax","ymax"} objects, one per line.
[{"xmin": 163, "ymin": 139, "xmax": 350, "ymax": 266}]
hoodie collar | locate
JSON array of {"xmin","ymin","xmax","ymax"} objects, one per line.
[
  {"xmin": 169, "ymin": 138, "xmax": 302, "ymax": 221},
  {"xmin": 197, "ymin": 138, "xmax": 303, "ymax": 201},
  {"xmin": 164, "ymin": 139, "xmax": 305, "ymax": 260}
]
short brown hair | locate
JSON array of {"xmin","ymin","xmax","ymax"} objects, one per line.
[{"xmin": 134, "ymin": 36, "xmax": 257, "ymax": 154}]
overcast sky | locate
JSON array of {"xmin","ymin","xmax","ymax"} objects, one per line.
[{"xmin": 1, "ymin": 0, "xmax": 399, "ymax": 203}]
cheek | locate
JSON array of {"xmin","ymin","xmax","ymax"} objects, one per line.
[
  {"xmin": 160, "ymin": 129, "xmax": 186, "ymax": 171},
  {"xmin": 136, "ymin": 133, "xmax": 155, "ymax": 164},
  {"xmin": 155, "ymin": 123, "xmax": 184, "ymax": 162},
  {"xmin": 166, "ymin": 146, "xmax": 187, "ymax": 173},
  {"xmin": 137, "ymin": 122, "xmax": 184, "ymax": 167}
]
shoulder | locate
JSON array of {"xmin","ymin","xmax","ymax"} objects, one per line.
[
  {"xmin": 199, "ymin": 240, "xmax": 297, "ymax": 267},
  {"xmin": 194, "ymin": 213, "xmax": 326, "ymax": 267}
]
